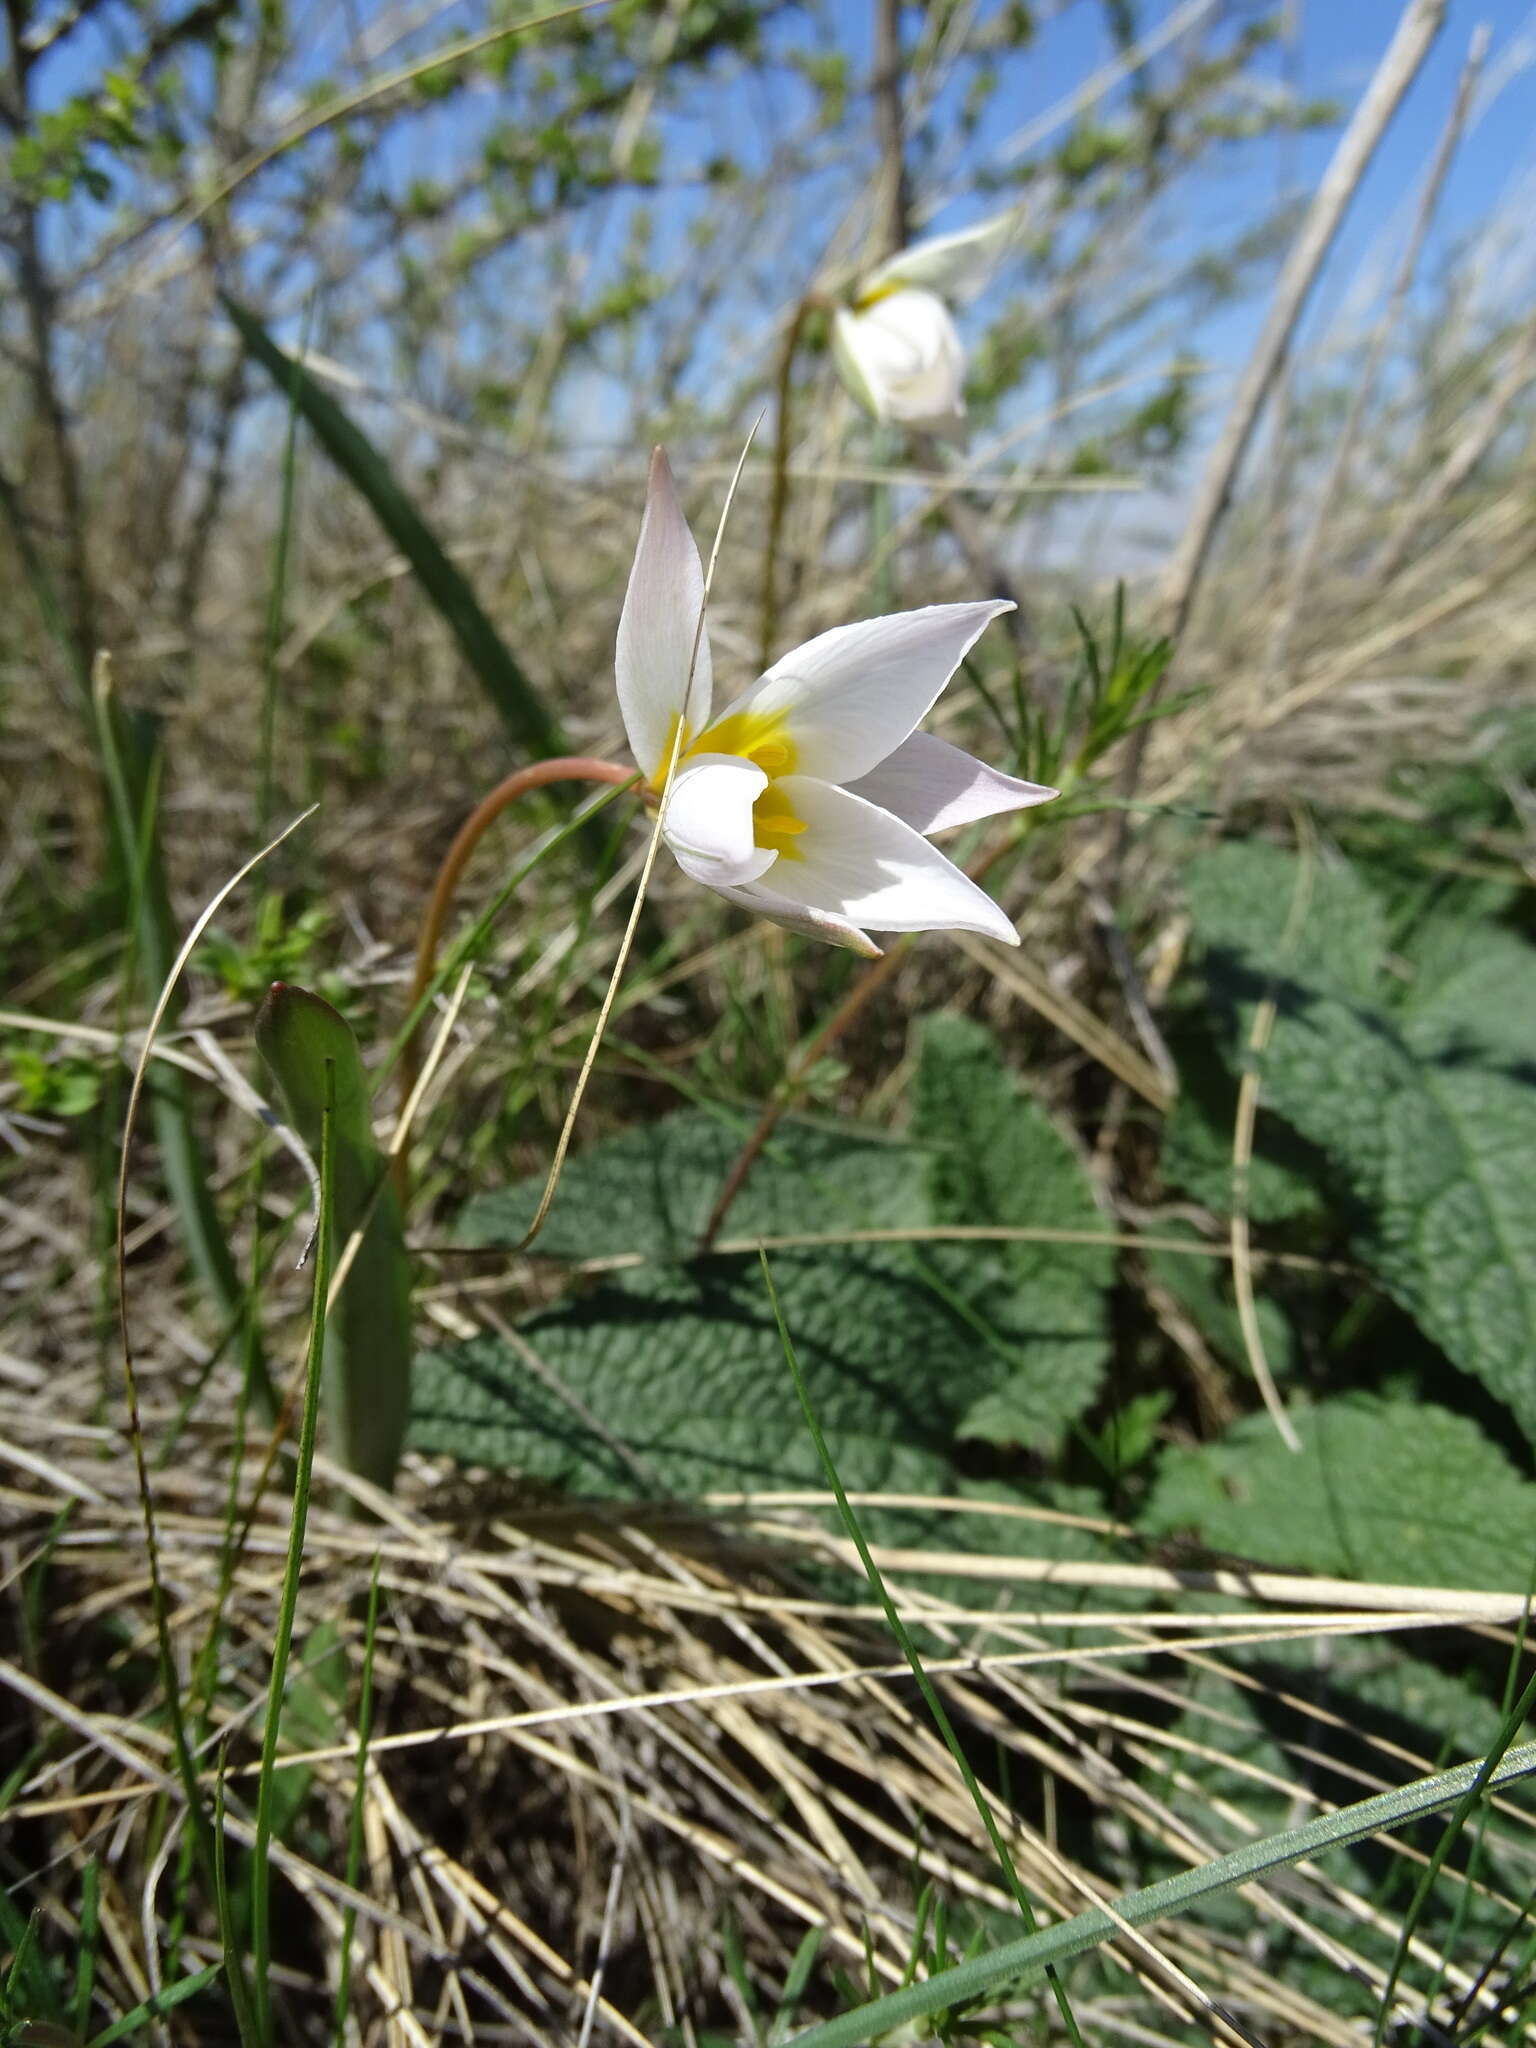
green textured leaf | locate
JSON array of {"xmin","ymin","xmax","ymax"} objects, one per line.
[
  {"xmin": 1160, "ymin": 1019, "xmax": 1331, "ymax": 1225},
  {"xmin": 413, "ymin": 1246, "xmax": 993, "ymax": 1498},
  {"xmin": 1341, "ymin": 723, "xmax": 1536, "ymax": 936},
  {"xmin": 1184, "ymin": 844, "xmax": 1536, "ymax": 1438},
  {"xmin": 913, "ymin": 1013, "xmax": 1111, "ymax": 1446},
  {"xmin": 224, "ymin": 293, "xmax": 565, "ymax": 762},
  {"xmin": 456, "ymin": 1108, "xmax": 929, "ymax": 1259},
  {"xmin": 1145, "ymin": 1398, "xmax": 1536, "ymax": 1590},
  {"xmin": 1184, "ymin": 838, "xmax": 1388, "ymax": 1003},
  {"xmin": 1397, "ymin": 921, "xmax": 1536, "ymax": 1069},
  {"xmin": 425, "ymin": 1031, "xmax": 1117, "ymax": 1501}
]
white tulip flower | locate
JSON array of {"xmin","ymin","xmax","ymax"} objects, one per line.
[
  {"xmin": 832, "ymin": 286, "xmax": 967, "ymax": 431},
  {"xmin": 617, "ymin": 448, "xmax": 1055, "ymax": 956},
  {"xmin": 830, "ymin": 212, "xmax": 1018, "ymax": 432}
]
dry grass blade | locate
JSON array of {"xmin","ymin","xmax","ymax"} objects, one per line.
[
  {"xmin": 105, "ymin": 796, "xmax": 316, "ymax": 2034},
  {"xmin": 1157, "ymin": 0, "xmax": 1447, "ymax": 645},
  {"xmin": 1226, "ymin": 818, "xmax": 1315, "ymax": 1454}
]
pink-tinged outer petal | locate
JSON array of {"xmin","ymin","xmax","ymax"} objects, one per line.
[
  {"xmin": 716, "ymin": 600, "xmax": 1013, "ymax": 786},
  {"xmin": 844, "ymin": 732, "xmax": 1057, "ymax": 837},
  {"xmin": 765, "ymin": 776, "xmax": 1018, "ymax": 943},
  {"xmin": 615, "ymin": 447, "xmax": 713, "ymax": 782},
  {"xmin": 662, "ymin": 753, "xmax": 776, "ymax": 889},
  {"xmin": 713, "ymin": 878, "xmax": 882, "ymax": 958}
]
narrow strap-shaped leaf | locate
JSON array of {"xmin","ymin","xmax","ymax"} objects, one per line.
[
  {"xmin": 787, "ymin": 1738, "xmax": 1536, "ymax": 2047},
  {"xmin": 256, "ymin": 982, "xmax": 412, "ymax": 1492},
  {"xmin": 224, "ymin": 293, "xmax": 566, "ymax": 762}
]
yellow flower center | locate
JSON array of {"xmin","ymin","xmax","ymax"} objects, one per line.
[
  {"xmin": 851, "ymin": 277, "xmax": 906, "ymax": 312},
  {"xmin": 691, "ymin": 706, "xmax": 797, "ymax": 778},
  {"xmin": 751, "ymin": 785, "xmax": 806, "ymax": 861},
  {"xmin": 650, "ymin": 707, "xmax": 799, "ymax": 792},
  {"xmin": 652, "ymin": 704, "xmax": 806, "ymax": 859}
]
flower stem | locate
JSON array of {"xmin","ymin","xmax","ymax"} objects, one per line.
[
  {"xmin": 398, "ymin": 757, "xmax": 635, "ymax": 1195},
  {"xmin": 758, "ymin": 294, "xmax": 818, "ymax": 673},
  {"xmin": 694, "ymin": 835, "xmax": 1020, "ymax": 1255},
  {"xmin": 696, "ymin": 941, "xmax": 908, "ymax": 1254}
]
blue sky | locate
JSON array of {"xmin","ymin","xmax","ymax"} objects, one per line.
[
  {"xmin": 37, "ymin": 0, "xmax": 1535, "ymax": 341},
  {"xmin": 27, "ymin": 0, "xmax": 1534, "ymax": 481}
]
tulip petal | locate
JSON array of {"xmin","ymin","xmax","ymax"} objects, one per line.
[
  {"xmin": 830, "ymin": 307, "xmax": 890, "ymax": 422},
  {"xmin": 662, "ymin": 752, "xmax": 777, "ymax": 890},
  {"xmin": 844, "ymin": 732, "xmax": 1057, "ymax": 837},
  {"xmin": 765, "ymin": 776, "xmax": 1018, "ymax": 942},
  {"xmin": 863, "ymin": 211, "xmax": 1018, "ymax": 301},
  {"xmin": 616, "ymin": 447, "xmax": 713, "ymax": 782},
  {"xmin": 713, "ymin": 600, "xmax": 1012, "ymax": 785},
  {"xmin": 834, "ymin": 289, "xmax": 965, "ymax": 428},
  {"xmin": 714, "ymin": 879, "xmax": 882, "ymax": 957}
]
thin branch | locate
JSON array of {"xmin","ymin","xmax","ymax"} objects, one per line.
[
  {"xmin": 1111, "ymin": 0, "xmax": 1446, "ymax": 860},
  {"xmin": 1274, "ymin": 21, "xmax": 1489, "ymax": 670},
  {"xmin": 1157, "ymin": 0, "xmax": 1446, "ymax": 647}
]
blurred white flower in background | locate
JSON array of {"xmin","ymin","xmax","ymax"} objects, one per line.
[
  {"xmin": 830, "ymin": 212, "xmax": 1018, "ymax": 432},
  {"xmin": 616, "ymin": 449, "xmax": 1055, "ymax": 955}
]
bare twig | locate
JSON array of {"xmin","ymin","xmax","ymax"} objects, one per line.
[
  {"xmin": 1155, "ymin": 0, "xmax": 1447, "ymax": 648},
  {"xmin": 871, "ymin": 0, "xmax": 910, "ymax": 262},
  {"xmin": 1274, "ymin": 22, "xmax": 1489, "ymax": 669}
]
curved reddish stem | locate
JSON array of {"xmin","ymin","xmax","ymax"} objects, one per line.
[{"xmin": 398, "ymin": 757, "xmax": 636, "ymax": 1195}]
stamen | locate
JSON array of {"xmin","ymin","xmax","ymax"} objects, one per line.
[
  {"xmin": 752, "ymin": 785, "xmax": 807, "ymax": 861},
  {"xmin": 690, "ymin": 708, "xmax": 797, "ymax": 780}
]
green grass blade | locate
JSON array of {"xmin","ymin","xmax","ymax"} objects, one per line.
[
  {"xmin": 256, "ymin": 983, "xmax": 412, "ymax": 1491},
  {"xmin": 92, "ymin": 661, "xmax": 274, "ymax": 1412},
  {"xmin": 72, "ymin": 1858, "xmax": 100, "ymax": 2036},
  {"xmin": 223, "ymin": 293, "xmax": 566, "ymax": 762},
  {"xmin": 211, "ymin": 1746, "xmax": 256, "ymax": 2044},
  {"xmin": 1372, "ymin": 1647, "xmax": 1536, "ymax": 2043},
  {"xmin": 1, "ymin": 1904, "xmax": 60, "ymax": 2022},
  {"xmin": 332, "ymin": 1551, "xmax": 383, "ymax": 2048},
  {"xmin": 760, "ymin": 1251, "xmax": 1082, "ymax": 2048},
  {"xmin": 250, "ymin": 1060, "xmax": 338, "ymax": 2039},
  {"xmin": 786, "ymin": 1740, "xmax": 1536, "ymax": 2048},
  {"xmin": 86, "ymin": 1965, "xmax": 222, "ymax": 2045}
]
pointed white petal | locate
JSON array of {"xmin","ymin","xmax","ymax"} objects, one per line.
[
  {"xmin": 717, "ymin": 599, "xmax": 1012, "ymax": 785},
  {"xmin": 845, "ymin": 732, "xmax": 1057, "ymax": 837},
  {"xmin": 615, "ymin": 447, "xmax": 713, "ymax": 782},
  {"xmin": 713, "ymin": 878, "xmax": 882, "ymax": 957},
  {"xmin": 834, "ymin": 290, "xmax": 965, "ymax": 428},
  {"xmin": 662, "ymin": 752, "xmax": 776, "ymax": 889},
  {"xmin": 766, "ymin": 776, "xmax": 1019, "ymax": 942},
  {"xmin": 863, "ymin": 210, "xmax": 1019, "ymax": 301},
  {"xmin": 830, "ymin": 306, "xmax": 890, "ymax": 422}
]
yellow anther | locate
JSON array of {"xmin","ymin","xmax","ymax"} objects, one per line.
[
  {"xmin": 752, "ymin": 784, "xmax": 807, "ymax": 861},
  {"xmin": 691, "ymin": 707, "xmax": 798, "ymax": 779}
]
